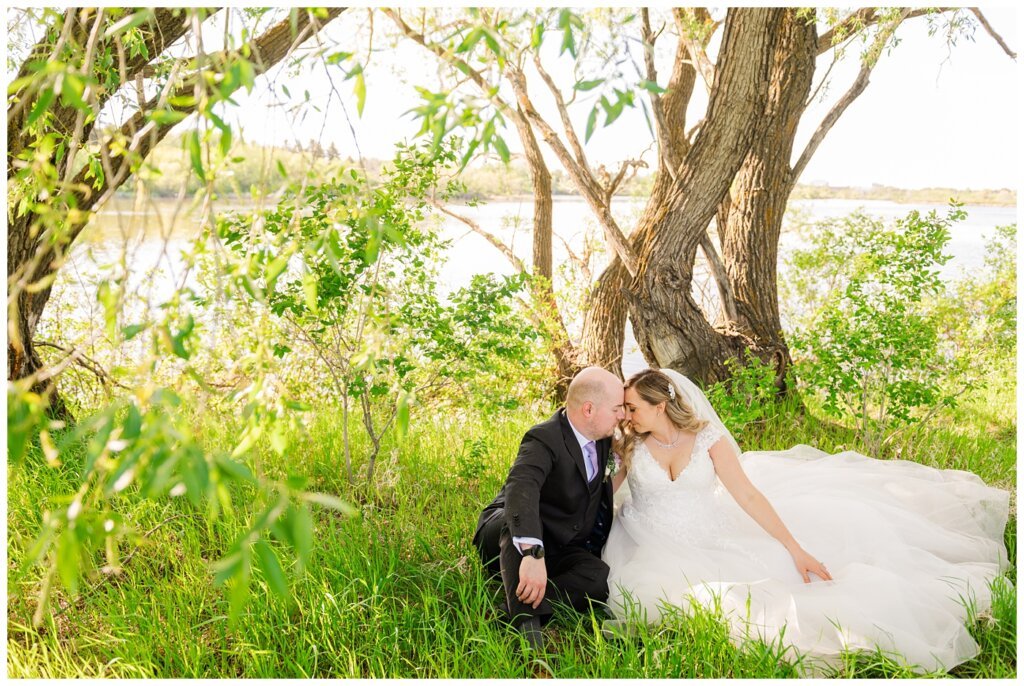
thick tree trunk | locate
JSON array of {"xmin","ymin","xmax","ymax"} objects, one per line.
[
  {"xmin": 718, "ymin": 10, "xmax": 817, "ymax": 388},
  {"xmin": 578, "ymin": 258, "xmax": 629, "ymax": 377},
  {"xmin": 578, "ymin": 26, "xmax": 700, "ymax": 378},
  {"xmin": 628, "ymin": 8, "xmax": 785, "ymax": 385}
]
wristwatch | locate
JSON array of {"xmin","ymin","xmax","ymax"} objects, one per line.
[{"xmin": 524, "ymin": 545, "xmax": 545, "ymax": 559}]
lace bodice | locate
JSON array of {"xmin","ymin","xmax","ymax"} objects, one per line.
[{"xmin": 621, "ymin": 423, "xmax": 727, "ymax": 545}]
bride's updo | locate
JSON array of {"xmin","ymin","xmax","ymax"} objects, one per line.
[{"xmin": 614, "ymin": 369, "xmax": 708, "ymax": 471}]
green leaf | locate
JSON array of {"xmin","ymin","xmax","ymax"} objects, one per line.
[
  {"xmin": 187, "ymin": 130, "xmax": 206, "ymax": 182},
  {"xmin": 169, "ymin": 314, "xmax": 195, "ymax": 360},
  {"xmin": 269, "ymin": 422, "xmax": 288, "ymax": 456},
  {"xmin": 219, "ymin": 125, "xmax": 233, "ymax": 156},
  {"xmin": 395, "ymin": 392, "xmax": 411, "ymax": 442},
  {"xmin": 57, "ymin": 527, "xmax": 80, "ymax": 596},
  {"xmin": 530, "ymin": 22, "xmax": 545, "ymax": 49},
  {"xmin": 59, "ymin": 73, "xmax": 88, "ymax": 110},
  {"xmin": 291, "ymin": 505, "xmax": 313, "ymax": 571},
  {"xmin": 149, "ymin": 109, "xmax": 188, "ymax": 125},
  {"xmin": 216, "ymin": 453, "xmax": 257, "ymax": 482},
  {"xmin": 455, "ymin": 27, "xmax": 483, "ymax": 54},
  {"xmin": 584, "ymin": 106, "xmax": 599, "ymax": 142},
  {"xmin": 558, "ymin": 9, "xmax": 578, "ymax": 57},
  {"xmin": 574, "ymin": 79, "xmax": 603, "ymax": 92},
  {"xmin": 265, "ymin": 254, "xmax": 290, "ymax": 289},
  {"xmin": 638, "ymin": 79, "xmax": 667, "ymax": 94},
  {"xmin": 301, "ymin": 273, "xmax": 318, "ymax": 313},
  {"xmin": 253, "ymin": 539, "xmax": 289, "ymax": 599},
  {"xmin": 303, "ymin": 492, "xmax": 358, "ymax": 517},
  {"xmin": 212, "ymin": 550, "xmax": 242, "ymax": 587},
  {"xmin": 354, "ymin": 69, "xmax": 366, "ymax": 117},
  {"xmin": 237, "ymin": 58, "xmax": 256, "ymax": 93},
  {"xmin": 492, "ymin": 135, "xmax": 510, "ymax": 164},
  {"xmin": 481, "ymin": 28, "xmax": 504, "ymax": 65},
  {"xmin": 27, "ymin": 88, "xmax": 55, "ymax": 127},
  {"xmin": 326, "ymin": 50, "xmax": 354, "ymax": 64},
  {"xmin": 103, "ymin": 9, "xmax": 154, "ymax": 38},
  {"xmin": 227, "ymin": 553, "xmax": 251, "ymax": 626}
]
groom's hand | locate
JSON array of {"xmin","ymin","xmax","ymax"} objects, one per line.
[{"xmin": 517, "ymin": 556, "xmax": 548, "ymax": 608}]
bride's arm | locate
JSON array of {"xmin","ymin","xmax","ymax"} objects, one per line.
[{"xmin": 708, "ymin": 438, "xmax": 833, "ymax": 583}]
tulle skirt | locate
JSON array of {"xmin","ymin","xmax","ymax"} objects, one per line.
[{"xmin": 601, "ymin": 445, "xmax": 1011, "ymax": 674}]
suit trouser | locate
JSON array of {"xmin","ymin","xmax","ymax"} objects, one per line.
[{"xmin": 475, "ymin": 511, "xmax": 610, "ymax": 624}]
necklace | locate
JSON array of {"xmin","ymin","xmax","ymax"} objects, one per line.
[{"xmin": 649, "ymin": 429, "xmax": 682, "ymax": 449}]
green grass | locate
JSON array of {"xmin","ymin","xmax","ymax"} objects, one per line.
[{"xmin": 6, "ymin": 381, "xmax": 1016, "ymax": 678}]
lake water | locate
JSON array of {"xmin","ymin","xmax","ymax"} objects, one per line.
[{"xmin": 64, "ymin": 196, "xmax": 1016, "ymax": 375}]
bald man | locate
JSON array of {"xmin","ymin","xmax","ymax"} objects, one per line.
[{"xmin": 472, "ymin": 367, "xmax": 626, "ymax": 653}]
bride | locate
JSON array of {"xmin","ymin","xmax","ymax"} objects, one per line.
[{"xmin": 601, "ymin": 368, "xmax": 1010, "ymax": 674}]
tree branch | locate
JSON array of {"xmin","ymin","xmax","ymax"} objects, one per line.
[
  {"xmin": 33, "ymin": 8, "xmax": 345, "ymax": 279},
  {"xmin": 640, "ymin": 8, "xmax": 674, "ymax": 174},
  {"xmin": 34, "ymin": 340, "xmax": 129, "ymax": 390},
  {"xmin": 427, "ymin": 197, "xmax": 526, "ymax": 273},
  {"xmin": 382, "ymin": 8, "xmax": 517, "ymax": 118},
  {"xmin": 970, "ymin": 7, "xmax": 1017, "ymax": 59},
  {"xmin": 816, "ymin": 8, "xmax": 951, "ymax": 55},
  {"xmin": 673, "ymin": 8, "xmax": 716, "ymax": 94},
  {"xmin": 531, "ymin": 53, "xmax": 591, "ymax": 176},
  {"xmin": 793, "ymin": 9, "xmax": 910, "ymax": 182},
  {"xmin": 504, "ymin": 64, "xmax": 639, "ymax": 276}
]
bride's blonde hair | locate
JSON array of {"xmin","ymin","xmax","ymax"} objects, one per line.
[{"xmin": 613, "ymin": 369, "xmax": 708, "ymax": 471}]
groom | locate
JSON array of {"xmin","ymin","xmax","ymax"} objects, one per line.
[{"xmin": 472, "ymin": 367, "xmax": 625, "ymax": 652}]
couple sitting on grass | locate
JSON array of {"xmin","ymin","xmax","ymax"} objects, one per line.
[{"xmin": 472, "ymin": 366, "xmax": 1010, "ymax": 675}]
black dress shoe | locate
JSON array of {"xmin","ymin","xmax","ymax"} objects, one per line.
[{"xmin": 515, "ymin": 616, "xmax": 544, "ymax": 653}]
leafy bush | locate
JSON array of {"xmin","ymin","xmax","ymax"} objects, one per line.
[
  {"xmin": 933, "ymin": 223, "xmax": 1016, "ymax": 382},
  {"xmin": 212, "ymin": 140, "xmax": 545, "ymax": 482},
  {"xmin": 786, "ymin": 205, "xmax": 970, "ymax": 454},
  {"xmin": 704, "ymin": 352, "xmax": 781, "ymax": 446}
]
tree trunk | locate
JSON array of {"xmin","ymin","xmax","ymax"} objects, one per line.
[
  {"xmin": 718, "ymin": 9, "xmax": 817, "ymax": 388},
  {"xmin": 514, "ymin": 105, "xmax": 579, "ymax": 398},
  {"xmin": 578, "ymin": 258, "xmax": 629, "ymax": 377},
  {"xmin": 628, "ymin": 8, "xmax": 785, "ymax": 385}
]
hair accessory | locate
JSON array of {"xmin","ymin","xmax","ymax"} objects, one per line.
[{"xmin": 668, "ymin": 383, "xmax": 676, "ymax": 400}]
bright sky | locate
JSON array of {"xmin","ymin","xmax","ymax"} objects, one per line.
[{"xmin": 224, "ymin": 6, "xmax": 1021, "ymax": 191}]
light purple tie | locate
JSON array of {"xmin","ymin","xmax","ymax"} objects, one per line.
[{"xmin": 584, "ymin": 441, "xmax": 598, "ymax": 482}]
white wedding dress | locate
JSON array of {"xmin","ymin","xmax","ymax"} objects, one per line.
[{"xmin": 601, "ymin": 370, "xmax": 1011, "ymax": 675}]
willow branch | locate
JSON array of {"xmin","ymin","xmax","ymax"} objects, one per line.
[
  {"xmin": 641, "ymin": 8, "xmax": 674, "ymax": 174},
  {"xmin": 673, "ymin": 8, "xmax": 716, "ymax": 94},
  {"xmin": 505, "ymin": 64, "xmax": 639, "ymax": 276},
  {"xmin": 793, "ymin": 10, "xmax": 910, "ymax": 182},
  {"xmin": 34, "ymin": 341, "xmax": 129, "ymax": 390},
  {"xmin": 970, "ymin": 7, "xmax": 1017, "ymax": 59},
  {"xmin": 531, "ymin": 53, "xmax": 590, "ymax": 175},
  {"xmin": 816, "ymin": 7, "xmax": 951, "ymax": 55},
  {"xmin": 427, "ymin": 197, "xmax": 526, "ymax": 273}
]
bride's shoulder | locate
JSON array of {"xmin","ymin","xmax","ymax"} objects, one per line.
[{"xmin": 697, "ymin": 420, "xmax": 725, "ymax": 446}]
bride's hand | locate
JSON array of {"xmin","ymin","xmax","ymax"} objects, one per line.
[{"xmin": 791, "ymin": 548, "xmax": 832, "ymax": 583}]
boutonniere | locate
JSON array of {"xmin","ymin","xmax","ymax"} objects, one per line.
[{"xmin": 605, "ymin": 452, "xmax": 622, "ymax": 479}]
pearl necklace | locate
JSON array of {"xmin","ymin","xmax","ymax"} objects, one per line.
[{"xmin": 649, "ymin": 429, "xmax": 682, "ymax": 449}]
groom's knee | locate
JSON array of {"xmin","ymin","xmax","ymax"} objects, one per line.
[{"xmin": 584, "ymin": 558, "xmax": 611, "ymax": 602}]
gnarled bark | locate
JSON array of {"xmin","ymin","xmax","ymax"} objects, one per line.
[
  {"xmin": 627, "ymin": 8, "xmax": 786, "ymax": 385},
  {"xmin": 717, "ymin": 9, "xmax": 818, "ymax": 388}
]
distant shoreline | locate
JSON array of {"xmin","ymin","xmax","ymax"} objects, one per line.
[{"xmin": 113, "ymin": 185, "xmax": 1017, "ymax": 208}]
